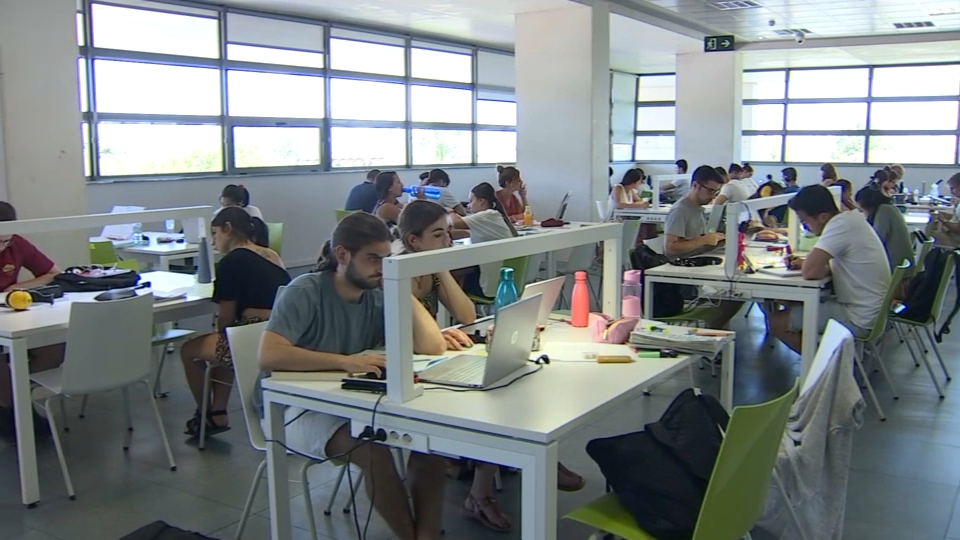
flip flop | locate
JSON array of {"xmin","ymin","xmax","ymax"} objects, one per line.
[
  {"xmin": 185, "ymin": 409, "xmax": 230, "ymax": 437},
  {"xmin": 462, "ymin": 494, "xmax": 512, "ymax": 533}
]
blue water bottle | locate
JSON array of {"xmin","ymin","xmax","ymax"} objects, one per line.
[
  {"xmin": 493, "ymin": 267, "xmax": 519, "ymax": 316},
  {"xmin": 402, "ymin": 186, "xmax": 442, "ymax": 200}
]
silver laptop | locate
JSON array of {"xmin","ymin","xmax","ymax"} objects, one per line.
[
  {"xmin": 556, "ymin": 191, "xmax": 572, "ymax": 220},
  {"xmin": 419, "ymin": 293, "xmax": 542, "ymax": 388},
  {"xmin": 521, "ymin": 277, "xmax": 564, "ymax": 324},
  {"xmin": 706, "ymin": 203, "xmax": 725, "ymax": 233}
]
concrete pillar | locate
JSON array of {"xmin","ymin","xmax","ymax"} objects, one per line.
[
  {"xmin": 675, "ymin": 51, "xmax": 743, "ymax": 169},
  {"xmin": 0, "ymin": 0, "xmax": 88, "ymax": 265},
  {"xmin": 515, "ymin": 2, "xmax": 611, "ymax": 222}
]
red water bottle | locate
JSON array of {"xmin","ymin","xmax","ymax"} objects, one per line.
[{"xmin": 571, "ymin": 271, "xmax": 590, "ymax": 327}]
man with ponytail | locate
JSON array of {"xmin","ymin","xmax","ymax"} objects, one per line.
[{"xmin": 258, "ymin": 212, "xmax": 448, "ymax": 540}]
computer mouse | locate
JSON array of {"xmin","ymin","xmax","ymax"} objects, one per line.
[{"xmin": 365, "ymin": 369, "xmax": 386, "ymax": 380}]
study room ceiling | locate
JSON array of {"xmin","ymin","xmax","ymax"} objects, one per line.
[
  {"xmin": 622, "ymin": 0, "xmax": 960, "ymax": 42},
  {"xmin": 742, "ymin": 40, "xmax": 960, "ymax": 68},
  {"xmin": 610, "ymin": 14, "xmax": 702, "ymax": 72}
]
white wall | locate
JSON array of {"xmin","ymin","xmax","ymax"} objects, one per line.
[
  {"xmin": 86, "ymin": 168, "xmax": 498, "ymax": 268},
  {"xmin": 676, "ymin": 52, "xmax": 743, "ymax": 168}
]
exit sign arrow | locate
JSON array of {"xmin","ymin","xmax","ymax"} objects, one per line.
[{"xmin": 704, "ymin": 34, "xmax": 735, "ymax": 52}]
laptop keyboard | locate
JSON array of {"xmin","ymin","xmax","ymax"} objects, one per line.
[{"xmin": 425, "ymin": 356, "xmax": 485, "ymax": 384}]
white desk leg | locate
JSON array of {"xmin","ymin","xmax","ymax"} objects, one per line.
[
  {"xmin": 546, "ymin": 252, "xmax": 557, "ymax": 278},
  {"xmin": 520, "ymin": 442, "xmax": 558, "ymax": 540},
  {"xmin": 800, "ymin": 293, "xmax": 819, "ymax": 385},
  {"xmin": 9, "ymin": 339, "xmax": 39, "ymax": 506},
  {"xmin": 720, "ymin": 340, "xmax": 735, "ymax": 410},
  {"xmin": 158, "ymin": 256, "xmax": 171, "ymax": 272},
  {"xmin": 265, "ymin": 395, "xmax": 291, "ymax": 540},
  {"xmin": 643, "ymin": 275, "xmax": 654, "ymax": 318}
]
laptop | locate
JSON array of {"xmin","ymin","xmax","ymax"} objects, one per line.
[
  {"xmin": 521, "ymin": 276, "xmax": 565, "ymax": 324},
  {"xmin": 706, "ymin": 203, "xmax": 725, "ymax": 233},
  {"xmin": 556, "ymin": 191, "xmax": 572, "ymax": 220},
  {"xmin": 419, "ymin": 293, "xmax": 542, "ymax": 388}
]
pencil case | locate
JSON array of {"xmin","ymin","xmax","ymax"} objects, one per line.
[{"xmin": 589, "ymin": 313, "xmax": 639, "ymax": 344}]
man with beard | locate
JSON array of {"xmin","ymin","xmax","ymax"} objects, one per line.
[{"xmin": 258, "ymin": 212, "xmax": 447, "ymax": 540}]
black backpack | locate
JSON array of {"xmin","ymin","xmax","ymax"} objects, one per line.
[
  {"xmin": 900, "ymin": 248, "xmax": 960, "ymax": 343},
  {"xmin": 119, "ymin": 521, "xmax": 214, "ymax": 540},
  {"xmin": 586, "ymin": 389, "xmax": 729, "ymax": 540},
  {"xmin": 53, "ymin": 266, "xmax": 140, "ymax": 293},
  {"xmin": 630, "ymin": 245, "xmax": 697, "ymax": 319}
]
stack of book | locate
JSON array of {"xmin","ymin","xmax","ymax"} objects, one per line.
[{"xmin": 629, "ymin": 326, "xmax": 733, "ymax": 357}]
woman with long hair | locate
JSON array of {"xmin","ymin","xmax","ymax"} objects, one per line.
[
  {"xmin": 373, "ymin": 171, "xmax": 405, "ymax": 226},
  {"xmin": 855, "ymin": 186, "xmax": 914, "ymax": 270},
  {"xmin": 180, "ymin": 207, "xmax": 288, "ymax": 437},
  {"xmin": 610, "ymin": 169, "xmax": 651, "ymax": 210},
  {"xmin": 495, "ymin": 165, "xmax": 528, "ymax": 221},
  {"xmin": 449, "ymin": 182, "xmax": 518, "ymax": 297}
]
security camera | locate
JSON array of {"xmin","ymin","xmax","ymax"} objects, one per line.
[
  {"xmin": 768, "ymin": 19, "xmax": 776, "ymax": 27},
  {"xmin": 794, "ymin": 32, "xmax": 805, "ymax": 44}
]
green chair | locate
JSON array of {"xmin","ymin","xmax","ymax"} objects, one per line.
[
  {"xmin": 335, "ymin": 209, "xmax": 358, "ymax": 222},
  {"xmin": 566, "ymin": 380, "xmax": 799, "ymax": 540},
  {"xmin": 854, "ymin": 259, "xmax": 910, "ymax": 420},
  {"xmin": 468, "ymin": 256, "xmax": 530, "ymax": 309},
  {"xmin": 912, "ymin": 237, "xmax": 935, "ymax": 277},
  {"xmin": 891, "ymin": 251, "xmax": 954, "ymax": 398},
  {"xmin": 115, "ymin": 259, "xmax": 139, "ymax": 271},
  {"xmin": 89, "ymin": 241, "xmax": 119, "ymax": 265},
  {"xmin": 266, "ymin": 222, "xmax": 284, "ymax": 256}
]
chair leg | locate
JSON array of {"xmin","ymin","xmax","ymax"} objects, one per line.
[
  {"xmin": 894, "ymin": 325, "xmax": 918, "ymax": 366},
  {"xmin": 59, "ymin": 398, "xmax": 69, "ymax": 432},
  {"xmin": 142, "ymin": 382, "xmax": 176, "ymax": 471},
  {"xmin": 923, "ymin": 326, "xmax": 952, "ymax": 382},
  {"xmin": 773, "ymin": 469, "xmax": 810, "ymax": 540},
  {"xmin": 300, "ymin": 461, "xmax": 319, "ymax": 540},
  {"xmin": 153, "ymin": 345, "xmax": 168, "ymax": 398},
  {"xmin": 744, "ymin": 302, "xmax": 754, "ymax": 318},
  {"xmin": 868, "ymin": 342, "xmax": 899, "ymax": 400},
  {"xmin": 903, "ymin": 326, "xmax": 943, "ymax": 398},
  {"xmin": 236, "ymin": 459, "xmax": 267, "ymax": 540},
  {"xmin": 198, "ymin": 362, "xmax": 213, "ymax": 450},
  {"xmin": 45, "ymin": 397, "xmax": 76, "ymax": 499},
  {"xmin": 494, "ymin": 467, "xmax": 503, "ymax": 492},
  {"xmin": 343, "ymin": 470, "xmax": 364, "ymax": 513},
  {"xmin": 325, "ymin": 465, "xmax": 348, "ymax": 516},
  {"xmin": 79, "ymin": 395, "xmax": 88, "ymax": 419},
  {"xmin": 121, "ymin": 387, "xmax": 133, "ymax": 451},
  {"xmin": 392, "ymin": 448, "xmax": 407, "ymax": 480},
  {"xmin": 855, "ymin": 345, "xmax": 886, "ymax": 421}
]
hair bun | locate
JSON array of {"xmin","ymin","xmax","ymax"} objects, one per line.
[{"xmin": 496, "ymin": 165, "xmax": 504, "ymax": 173}]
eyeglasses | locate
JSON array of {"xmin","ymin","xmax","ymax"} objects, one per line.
[{"xmin": 696, "ymin": 183, "xmax": 721, "ymax": 196}]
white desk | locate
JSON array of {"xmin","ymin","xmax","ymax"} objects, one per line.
[
  {"xmin": 643, "ymin": 246, "xmax": 830, "ymax": 399},
  {"xmin": 89, "ymin": 232, "xmax": 199, "ymax": 271},
  {"xmin": 612, "ymin": 204, "xmax": 714, "ymax": 224},
  {"xmin": 263, "ymin": 322, "xmax": 733, "ymax": 540},
  {"xmin": 905, "ymin": 212, "xmax": 931, "ymax": 229},
  {"xmin": 0, "ymin": 271, "xmax": 214, "ymax": 506}
]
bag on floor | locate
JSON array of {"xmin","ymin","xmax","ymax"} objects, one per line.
[
  {"xmin": 586, "ymin": 389, "xmax": 729, "ymax": 540},
  {"xmin": 900, "ymin": 248, "xmax": 959, "ymax": 338},
  {"xmin": 54, "ymin": 266, "xmax": 140, "ymax": 292},
  {"xmin": 119, "ymin": 521, "xmax": 214, "ymax": 540}
]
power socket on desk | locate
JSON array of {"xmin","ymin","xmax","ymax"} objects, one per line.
[{"xmin": 351, "ymin": 421, "xmax": 430, "ymax": 453}]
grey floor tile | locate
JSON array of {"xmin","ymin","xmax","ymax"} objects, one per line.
[
  {"xmin": 208, "ymin": 515, "xmax": 323, "ymax": 540},
  {"xmin": 844, "ymin": 469, "xmax": 957, "ymax": 538},
  {"xmin": 3, "ymin": 531, "xmax": 62, "ymax": 540},
  {"xmin": 851, "ymin": 427, "xmax": 960, "ymax": 486},
  {"xmin": 844, "ymin": 518, "xmax": 947, "ymax": 540}
]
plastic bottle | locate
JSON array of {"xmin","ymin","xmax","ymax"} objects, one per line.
[
  {"xmin": 931, "ymin": 181, "xmax": 941, "ymax": 199},
  {"xmin": 621, "ymin": 270, "xmax": 641, "ymax": 318},
  {"xmin": 401, "ymin": 185, "xmax": 441, "ymax": 200},
  {"xmin": 132, "ymin": 222, "xmax": 144, "ymax": 244},
  {"xmin": 523, "ymin": 206, "xmax": 533, "ymax": 227},
  {"xmin": 571, "ymin": 271, "xmax": 590, "ymax": 327},
  {"xmin": 493, "ymin": 267, "xmax": 519, "ymax": 316},
  {"xmin": 913, "ymin": 188, "xmax": 921, "ymax": 204}
]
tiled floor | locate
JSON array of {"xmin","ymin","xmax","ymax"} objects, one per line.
[{"xmin": 2, "ymin": 305, "xmax": 960, "ymax": 540}]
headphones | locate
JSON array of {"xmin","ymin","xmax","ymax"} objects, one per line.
[{"xmin": 3, "ymin": 289, "xmax": 54, "ymax": 311}]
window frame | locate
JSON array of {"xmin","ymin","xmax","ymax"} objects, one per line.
[
  {"xmin": 79, "ymin": 0, "xmax": 516, "ymax": 181},
  {"xmin": 632, "ymin": 72, "xmax": 676, "ymax": 163},
  {"xmin": 742, "ymin": 62, "xmax": 960, "ymax": 166}
]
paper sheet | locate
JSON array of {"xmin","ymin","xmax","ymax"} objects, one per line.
[{"xmin": 539, "ymin": 342, "xmax": 636, "ymax": 362}]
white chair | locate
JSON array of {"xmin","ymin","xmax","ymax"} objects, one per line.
[
  {"xmin": 595, "ymin": 200, "xmax": 609, "ymax": 222},
  {"xmin": 31, "ymin": 293, "xmax": 176, "ymax": 500},
  {"xmin": 228, "ymin": 323, "xmax": 385, "ymax": 539}
]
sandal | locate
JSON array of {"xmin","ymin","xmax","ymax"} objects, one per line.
[
  {"xmin": 462, "ymin": 494, "xmax": 512, "ymax": 532},
  {"xmin": 184, "ymin": 409, "xmax": 231, "ymax": 437},
  {"xmin": 557, "ymin": 462, "xmax": 586, "ymax": 492}
]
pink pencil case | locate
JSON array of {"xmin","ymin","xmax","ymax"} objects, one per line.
[{"xmin": 589, "ymin": 313, "xmax": 639, "ymax": 344}]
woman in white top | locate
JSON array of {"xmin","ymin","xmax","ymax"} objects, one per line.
[
  {"xmin": 220, "ymin": 184, "xmax": 264, "ymax": 221},
  {"xmin": 609, "ymin": 169, "xmax": 651, "ymax": 211},
  {"xmin": 450, "ymin": 182, "xmax": 518, "ymax": 297}
]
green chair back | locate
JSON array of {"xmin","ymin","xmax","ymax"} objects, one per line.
[
  {"xmin": 468, "ymin": 256, "xmax": 530, "ymax": 305},
  {"xmin": 335, "ymin": 209, "xmax": 358, "ymax": 222},
  {"xmin": 929, "ymin": 250, "xmax": 957, "ymax": 324},
  {"xmin": 89, "ymin": 241, "xmax": 119, "ymax": 265},
  {"xmin": 565, "ymin": 381, "xmax": 799, "ymax": 540},
  {"xmin": 115, "ymin": 259, "xmax": 140, "ymax": 272},
  {"xmin": 914, "ymin": 237, "xmax": 935, "ymax": 275},
  {"xmin": 692, "ymin": 381, "xmax": 798, "ymax": 539},
  {"xmin": 862, "ymin": 260, "xmax": 910, "ymax": 343},
  {"xmin": 266, "ymin": 222, "xmax": 284, "ymax": 256}
]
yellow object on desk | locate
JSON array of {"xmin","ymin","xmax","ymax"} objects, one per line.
[{"xmin": 596, "ymin": 355, "xmax": 634, "ymax": 364}]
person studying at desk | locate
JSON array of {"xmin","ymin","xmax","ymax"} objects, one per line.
[
  {"xmin": 764, "ymin": 186, "xmax": 891, "ymax": 352},
  {"xmin": 258, "ymin": 212, "xmax": 448, "ymax": 540},
  {"xmin": 0, "ymin": 202, "xmax": 63, "ymax": 438},
  {"xmin": 495, "ymin": 165, "xmax": 528, "ymax": 222},
  {"xmin": 609, "ymin": 169, "xmax": 651, "ymax": 211},
  {"xmin": 344, "ymin": 168, "xmax": 380, "ymax": 213},
  {"xmin": 663, "ymin": 165, "xmax": 725, "ymax": 258},
  {"xmin": 448, "ymin": 184, "xmax": 518, "ymax": 299}
]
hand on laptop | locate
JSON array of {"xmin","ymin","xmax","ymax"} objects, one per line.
[
  {"xmin": 703, "ymin": 232, "xmax": 725, "ymax": 246},
  {"xmin": 443, "ymin": 328, "xmax": 473, "ymax": 351}
]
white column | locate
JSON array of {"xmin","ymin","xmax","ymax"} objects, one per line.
[
  {"xmin": 0, "ymin": 0, "xmax": 88, "ymax": 265},
  {"xmin": 675, "ymin": 51, "xmax": 743, "ymax": 169},
  {"xmin": 515, "ymin": 2, "xmax": 611, "ymax": 222}
]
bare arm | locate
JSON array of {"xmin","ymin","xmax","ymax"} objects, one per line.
[
  {"xmin": 800, "ymin": 248, "xmax": 832, "ymax": 280},
  {"xmin": 664, "ymin": 234, "xmax": 719, "ymax": 258},
  {"xmin": 259, "ymin": 330, "xmax": 350, "ymax": 372},
  {"xmin": 436, "ymin": 271, "xmax": 476, "ymax": 325},
  {"xmin": 411, "ymin": 296, "xmax": 446, "ymax": 355},
  {"xmin": 450, "ymin": 203, "xmax": 467, "ymax": 217},
  {"xmin": 712, "ymin": 194, "xmax": 729, "ymax": 206},
  {"xmin": 216, "ymin": 301, "xmax": 238, "ymax": 332},
  {"xmin": 449, "ymin": 213, "xmax": 468, "ymax": 229},
  {"xmin": 5, "ymin": 265, "xmax": 60, "ymax": 293}
]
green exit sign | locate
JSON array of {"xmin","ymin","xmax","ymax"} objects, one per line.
[{"xmin": 704, "ymin": 35, "xmax": 735, "ymax": 52}]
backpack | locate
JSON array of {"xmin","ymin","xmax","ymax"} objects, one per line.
[
  {"xmin": 630, "ymin": 245, "xmax": 697, "ymax": 319},
  {"xmin": 53, "ymin": 266, "xmax": 140, "ymax": 293},
  {"xmin": 119, "ymin": 521, "xmax": 214, "ymax": 540},
  {"xmin": 586, "ymin": 389, "xmax": 729, "ymax": 540}
]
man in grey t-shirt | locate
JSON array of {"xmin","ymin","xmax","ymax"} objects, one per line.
[
  {"xmin": 258, "ymin": 213, "xmax": 447, "ymax": 540},
  {"xmin": 664, "ymin": 166, "xmax": 725, "ymax": 258}
]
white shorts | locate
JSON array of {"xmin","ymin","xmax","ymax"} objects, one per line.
[
  {"xmin": 787, "ymin": 299, "xmax": 869, "ymax": 338},
  {"xmin": 261, "ymin": 408, "xmax": 349, "ymax": 460}
]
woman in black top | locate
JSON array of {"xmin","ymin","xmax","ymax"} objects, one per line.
[{"xmin": 180, "ymin": 207, "xmax": 290, "ymax": 437}]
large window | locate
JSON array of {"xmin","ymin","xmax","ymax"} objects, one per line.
[
  {"xmin": 79, "ymin": 1, "xmax": 516, "ymax": 179},
  {"xmin": 633, "ymin": 74, "xmax": 676, "ymax": 161},
  {"xmin": 742, "ymin": 64, "xmax": 960, "ymax": 165}
]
